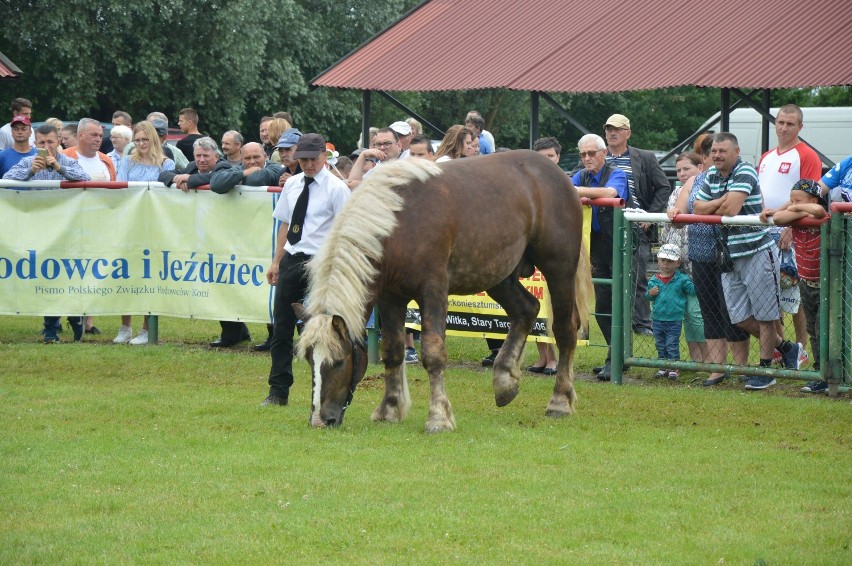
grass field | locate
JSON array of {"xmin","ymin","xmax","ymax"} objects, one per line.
[{"xmin": 1, "ymin": 315, "xmax": 850, "ymax": 564}]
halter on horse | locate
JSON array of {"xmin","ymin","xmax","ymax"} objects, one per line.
[{"xmin": 296, "ymin": 151, "xmax": 592, "ymax": 432}]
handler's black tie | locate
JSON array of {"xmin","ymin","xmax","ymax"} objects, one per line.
[{"xmin": 287, "ymin": 176, "xmax": 313, "ymax": 245}]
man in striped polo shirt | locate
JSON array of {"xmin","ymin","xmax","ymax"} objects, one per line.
[{"xmin": 694, "ymin": 132, "xmax": 802, "ymax": 390}]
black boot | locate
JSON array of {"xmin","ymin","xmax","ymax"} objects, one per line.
[{"xmin": 253, "ymin": 323, "xmax": 273, "ymax": 352}]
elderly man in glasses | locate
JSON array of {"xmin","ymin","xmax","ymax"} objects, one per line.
[
  {"xmin": 346, "ymin": 126, "xmax": 401, "ymax": 189},
  {"xmin": 572, "ymin": 133, "xmax": 630, "ymax": 382}
]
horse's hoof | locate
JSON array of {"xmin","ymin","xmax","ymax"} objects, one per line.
[
  {"xmin": 371, "ymin": 405, "xmax": 402, "ymax": 423},
  {"xmin": 425, "ymin": 418, "xmax": 455, "ymax": 434},
  {"xmin": 494, "ymin": 385, "xmax": 519, "ymax": 407},
  {"xmin": 545, "ymin": 397, "xmax": 575, "ymax": 417}
]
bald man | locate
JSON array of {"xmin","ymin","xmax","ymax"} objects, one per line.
[{"xmin": 210, "ymin": 142, "xmax": 284, "ymax": 194}]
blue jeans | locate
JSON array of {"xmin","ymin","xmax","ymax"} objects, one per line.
[{"xmin": 653, "ymin": 320, "xmax": 682, "ymax": 361}]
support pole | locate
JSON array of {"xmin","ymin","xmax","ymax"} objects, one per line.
[
  {"xmin": 529, "ymin": 91, "xmax": 540, "ymax": 149},
  {"xmin": 361, "ymin": 90, "xmax": 371, "ymax": 148}
]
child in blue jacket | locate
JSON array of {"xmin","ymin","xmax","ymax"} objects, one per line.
[{"xmin": 646, "ymin": 244, "xmax": 696, "ymax": 379}]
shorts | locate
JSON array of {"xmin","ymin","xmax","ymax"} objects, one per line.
[{"xmin": 722, "ymin": 247, "xmax": 781, "ymax": 325}]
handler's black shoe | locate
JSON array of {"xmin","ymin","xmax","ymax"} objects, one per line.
[
  {"xmin": 260, "ymin": 395, "xmax": 288, "ymax": 407},
  {"xmin": 253, "ymin": 337, "xmax": 272, "ymax": 351},
  {"xmin": 481, "ymin": 351, "xmax": 498, "ymax": 367}
]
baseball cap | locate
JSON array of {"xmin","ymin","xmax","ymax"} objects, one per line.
[
  {"xmin": 293, "ymin": 133, "xmax": 326, "ymax": 159},
  {"xmin": 11, "ymin": 115, "xmax": 31, "ymax": 127},
  {"xmin": 790, "ymin": 178, "xmax": 827, "ymax": 207},
  {"xmin": 605, "ymin": 114, "xmax": 631, "ymax": 129},
  {"xmin": 275, "ymin": 128, "xmax": 302, "ymax": 149},
  {"xmin": 657, "ymin": 243, "xmax": 681, "ymax": 261},
  {"xmin": 389, "ymin": 121, "xmax": 412, "ymax": 136},
  {"xmin": 150, "ymin": 118, "xmax": 168, "ymax": 136}
]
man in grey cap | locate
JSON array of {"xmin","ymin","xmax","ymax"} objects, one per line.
[
  {"xmin": 604, "ymin": 113, "xmax": 671, "ymax": 337},
  {"xmin": 275, "ymin": 128, "xmax": 302, "ymax": 186},
  {"xmin": 261, "ymin": 133, "xmax": 351, "ymax": 407}
]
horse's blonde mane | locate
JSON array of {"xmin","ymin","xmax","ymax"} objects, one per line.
[{"xmin": 300, "ymin": 159, "xmax": 442, "ymax": 353}]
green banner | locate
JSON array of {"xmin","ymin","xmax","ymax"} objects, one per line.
[{"xmin": 0, "ymin": 187, "xmax": 277, "ymax": 322}]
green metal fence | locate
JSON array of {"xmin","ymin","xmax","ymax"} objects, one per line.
[{"xmin": 605, "ymin": 206, "xmax": 850, "ymax": 395}]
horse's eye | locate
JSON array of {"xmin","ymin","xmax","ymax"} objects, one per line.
[{"xmin": 332, "ymin": 360, "xmax": 344, "ymax": 368}]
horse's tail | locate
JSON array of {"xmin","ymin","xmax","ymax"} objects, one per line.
[{"xmin": 573, "ymin": 243, "xmax": 594, "ymax": 332}]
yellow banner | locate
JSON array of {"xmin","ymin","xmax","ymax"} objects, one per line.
[{"xmin": 0, "ymin": 187, "xmax": 277, "ymax": 322}]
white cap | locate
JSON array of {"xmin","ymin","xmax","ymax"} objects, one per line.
[
  {"xmin": 389, "ymin": 121, "xmax": 412, "ymax": 136},
  {"xmin": 657, "ymin": 243, "xmax": 681, "ymax": 261}
]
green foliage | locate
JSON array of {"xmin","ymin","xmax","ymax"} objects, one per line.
[
  {"xmin": 0, "ymin": 315, "xmax": 850, "ymax": 563},
  {"xmin": 1, "ymin": 2, "xmax": 848, "ymax": 158}
]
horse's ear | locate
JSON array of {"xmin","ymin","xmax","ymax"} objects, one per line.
[
  {"xmin": 331, "ymin": 315, "xmax": 348, "ymax": 338},
  {"xmin": 292, "ymin": 303, "xmax": 309, "ymax": 322}
]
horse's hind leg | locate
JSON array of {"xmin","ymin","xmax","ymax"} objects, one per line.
[
  {"xmin": 486, "ymin": 276, "xmax": 541, "ymax": 407},
  {"xmin": 372, "ymin": 297, "xmax": 411, "ymax": 423},
  {"xmin": 538, "ymin": 265, "xmax": 579, "ymax": 417},
  {"xmin": 419, "ymin": 289, "xmax": 455, "ymax": 433}
]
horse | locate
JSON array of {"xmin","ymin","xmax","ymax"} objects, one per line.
[{"xmin": 294, "ymin": 150, "xmax": 593, "ymax": 432}]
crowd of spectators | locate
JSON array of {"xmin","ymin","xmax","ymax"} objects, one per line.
[{"xmin": 2, "ymin": 97, "xmax": 849, "ymax": 396}]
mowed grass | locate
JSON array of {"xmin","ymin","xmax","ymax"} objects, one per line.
[{"xmin": 0, "ymin": 315, "xmax": 849, "ymax": 564}]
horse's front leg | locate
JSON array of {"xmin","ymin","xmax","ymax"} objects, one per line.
[
  {"xmin": 487, "ymin": 277, "xmax": 540, "ymax": 407},
  {"xmin": 420, "ymin": 292, "xmax": 455, "ymax": 433},
  {"xmin": 372, "ymin": 297, "xmax": 411, "ymax": 423}
]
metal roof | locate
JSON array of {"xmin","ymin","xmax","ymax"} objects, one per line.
[
  {"xmin": 0, "ymin": 51, "xmax": 22, "ymax": 79},
  {"xmin": 313, "ymin": 0, "xmax": 852, "ymax": 92}
]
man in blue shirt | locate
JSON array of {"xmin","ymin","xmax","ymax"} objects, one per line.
[
  {"xmin": 0, "ymin": 115, "xmax": 35, "ymax": 177},
  {"xmin": 571, "ymin": 134, "xmax": 628, "ymax": 381}
]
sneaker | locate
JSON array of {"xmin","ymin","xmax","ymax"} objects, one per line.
[
  {"xmin": 797, "ymin": 346, "xmax": 809, "ymax": 369},
  {"xmin": 68, "ymin": 318, "xmax": 83, "ymax": 342},
  {"xmin": 405, "ymin": 347, "xmax": 418, "ymax": 364},
  {"xmin": 668, "ymin": 369, "xmax": 680, "ymax": 380},
  {"xmin": 772, "ymin": 350, "xmax": 782, "ymax": 366},
  {"xmin": 800, "ymin": 380, "xmax": 828, "ymax": 394},
  {"xmin": 744, "ymin": 376, "xmax": 776, "ymax": 390},
  {"xmin": 128, "ymin": 329, "xmax": 149, "ymax": 345},
  {"xmin": 780, "ymin": 342, "xmax": 802, "ymax": 370},
  {"xmin": 43, "ymin": 330, "xmax": 59, "ymax": 344},
  {"xmin": 85, "ymin": 326, "xmax": 102, "ymax": 335},
  {"xmin": 654, "ymin": 369, "xmax": 668, "ymax": 378},
  {"xmin": 113, "ymin": 325, "xmax": 133, "ymax": 344}
]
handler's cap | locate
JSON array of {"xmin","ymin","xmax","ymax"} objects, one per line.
[
  {"xmin": 150, "ymin": 118, "xmax": 168, "ymax": 136},
  {"xmin": 293, "ymin": 133, "xmax": 326, "ymax": 159},
  {"xmin": 389, "ymin": 120, "xmax": 412, "ymax": 136},
  {"xmin": 275, "ymin": 128, "xmax": 302, "ymax": 149},
  {"xmin": 657, "ymin": 243, "xmax": 681, "ymax": 261},
  {"xmin": 605, "ymin": 114, "xmax": 631, "ymax": 129},
  {"xmin": 790, "ymin": 178, "xmax": 827, "ymax": 207},
  {"xmin": 10, "ymin": 115, "xmax": 31, "ymax": 127}
]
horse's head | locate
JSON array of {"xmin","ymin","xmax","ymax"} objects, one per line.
[{"xmin": 294, "ymin": 304, "xmax": 368, "ymax": 428}]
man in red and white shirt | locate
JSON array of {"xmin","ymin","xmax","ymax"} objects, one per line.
[{"xmin": 757, "ymin": 104, "xmax": 822, "ymax": 364}]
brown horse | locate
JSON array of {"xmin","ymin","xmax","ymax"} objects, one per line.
[{"xmin": 295, "ymin": 151, "xmax": 593, "ymax": 432}]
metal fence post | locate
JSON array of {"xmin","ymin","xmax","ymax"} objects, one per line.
[
  {"xmin": 610, "ymin": 207, "xmax": 625, "ymax": 385},
  {"xmin": 148, "ymin": 315, "xmax": 158, "ymax": 345},
  {"xmin": 827, "ymin": 211, "xmax": 844, "ymax": 395}
]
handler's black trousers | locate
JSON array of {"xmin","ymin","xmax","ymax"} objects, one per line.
[
  {"xmin": 590, "ymin": 232, "xmax": 614, "ymax": 353},
  {"xmin": 268, "ymin": 253, "xmax": 311, "ymax": 399}
]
